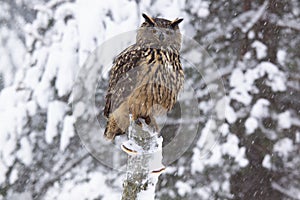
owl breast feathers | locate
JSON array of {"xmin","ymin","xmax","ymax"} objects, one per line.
[{"xmin": 104, "ymin": 14, "xmax": 184, "ymax": 139}]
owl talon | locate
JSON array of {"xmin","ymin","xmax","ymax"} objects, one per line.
[
  {"xmin": 121, "ymin": 140, "xmax": 143, "ymax": 155},
  {"xmin": 144, "ymin": 116, "xmax": 151, "ymax": 125},
  {"xmin": 151, "ymin": 166, "xmax": 166, "ymax": 174},
  {"xmin": 121, "ymin": 144, "xmax": 138, "ymax": 155}
]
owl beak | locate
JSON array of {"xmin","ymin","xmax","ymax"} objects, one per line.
[{"xmin": 159, "ymin": 32, "xmax": 165, "ymax": 41}]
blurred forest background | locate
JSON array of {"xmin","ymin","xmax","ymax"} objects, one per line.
[{"xmin": 0, "ymin": 0, "xmax": 299, "ymax": 199}]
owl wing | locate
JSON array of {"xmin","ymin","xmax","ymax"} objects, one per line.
[{"xmin": 104, "ymin": 45, "xmax": 145, "ymax": 118}]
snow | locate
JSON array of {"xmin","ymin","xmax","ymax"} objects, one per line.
[
  {"xmin": 26, "ymin": 101, "xmax": 37, "ymax": 117},
  {"xmin": 7, "ymin": 192, "xmax": 32, "ymax": 200},
  {"xmin": 262, "ymin": 154, "xmax": 271, "ymax": 169},
  {"xmin": 221, "ymin": 134, "xmax": 239, "ymax": 157},
  {"xmin": 45, "ymin": 101, "xmax": 68, "ymax": 144},
  {"xmin": 229, "ymin": 62, "xmax": 286, "ymax": 105},
  {"xmin": 56, "ymin": 20, "xmax": 79, "ymax": 97},
  {"xmin": 235, "ymin": 147, "xmax": 249, "ymax": 167},
  {"xmin": 0, "ymin": 26, "xmax": 26, "ymax": 87},
  {"xmin": 274, "ymin": 138, "xmax": 294, "ymax": 158},
  {"xmin": 189, "ymin": 0, "xmax": 210, "ymax": 18},
  {"xmin": 256, "ymin": 62, "xmax": 286, "ymax": 92},
  {"xmin": 204, "ymin": 145, "xmax": 222, "ymax": 166},
  {"xmin": 73, "ymin": 101, "xmax": 86, "ymax": 118},
  {"xmin": 251, "ymin": 40, "xmax": 267, "ymax": 60},
  {"xmin": 225, "ymin": 103, "xmax": 237, "ymax": 124},
  {"xmin": 16, "ymin": 137, "xmax": 33, "ymax": 166},
  {"xmin": 248, "ymin": 31, "xmax": 255, "ymax": 39},
  {"xmin": 277, "ymin": 50, "xmax": 286, "ymax": 65},
  {"xmin": 137, "ymin": 174, "xmax": 160, "ymax": 200},
  {"xmin": 229, "ymin": 67, "xmax": 253, "ymax": 105},
  {"xmin": 221, "ymin": 134, "xmax": 249, "ymax": 167},
  {"xmin": 277, "ymin": 111, "xmax": 292, "ymax": 129},
  {"xmin": 0, "ymin": 161, "xmax": 7, "ymax": 185},
  {"xmin": 196, "ymin": 119, "xmax": 216, "ymax": 149},
  {"xmin": 9, "ymin": 168, "xmax": 18, "ymax": 184},
  {"xmin": 216, "ymin": 97, "xmax": 237, "ymax": 123},
  {"xmin": 177, "ymin": 166, "xmax": 185, "ymax": 176},
  {"xmin": 245, "ymin": 117, "xmax": 258, "ymax": 134},
  {"xmin": 60, "ymin": 115, "xmax": 75, "ymax": 151},
  {"xmin": 230, "ymin": 68, "xmax": 244, "ymax": 88},
  {"xmin": 296, "ymin": 132, "xmax": 300, "ymax": 143},
  {"xmin": 175, "ymin": 181, "xmax": 192, "ymax": 197},
  {"xmin": 45, "ymin": 171, "xmax": 121, "ymax": 200},
  {"xmin": 251, "ymin": 99, "xmax": 270, "ymax": 118}
]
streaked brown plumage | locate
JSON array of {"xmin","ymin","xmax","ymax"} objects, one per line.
[{"xmin": 104, "ymin": 14, "xmax": 184, "ymax": 139}]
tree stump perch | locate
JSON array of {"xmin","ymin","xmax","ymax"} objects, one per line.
[{"xmin": 121, "ymin": 117, "xmax": 164, "ymax": 200}]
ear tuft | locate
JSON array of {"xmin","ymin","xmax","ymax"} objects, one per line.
[
  {"xmin": 171, "ymin": 18, "xmax": 183, "ymax": 27},
  {"xmin": 142, "ymin": 13, "xmax": 156, "ymax": 25}
]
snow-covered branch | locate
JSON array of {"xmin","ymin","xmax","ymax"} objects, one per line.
[
  {"xmin": 272, "ymin": 182, "xmax": 300, "ymax": 200},
  {"xmin": 203, "ymin": 1, "xmax": 268, "ymax": 43}
]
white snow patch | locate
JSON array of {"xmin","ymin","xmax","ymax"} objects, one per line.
[
  {"xmin": 16, "ymin": 137, "xmax": 33, "ymax": 166},
  {"xmin": 216, "ymin": 97, "xmax": 237, "ymax": 123},
  {"xmin": 73, "ymin": 101, "xmax": 86, "ymax": 118},
  {"xmin": 137, "ymin": 173, "xmax": 160, "ymax": 200},
  {"xmin": 251, "ymin": 99, "xmax": 270, "ymax": 118},
  {"xmin": 277, "ymin": 111, "xmax": 292, "ymax": 129},
  {"xmin": 262, "ymin": 154, "xmax": 272, "ymax": 169},
  {"xmin": 196, "ymin": 187, "xmax": 210, "ymax": 199},
  {"xmin": 245, "ymin": 117, "xmax": 258, "ymax": 134},
  {"xmin": 222, "ymin": 180, "xmax": 230, "ymax": 192},
  {"xmin": 230, "ymin": 68, "xmax": 244, "ymax": 88},
  {"xmin": 0, "ymin": 161, "xmax": 8, "ymax": 185},
  {"xmin": 248, "ymin": 31, "xmax": 255, "ymax": 39},
  {"xmin": 274, "ymin": 138, "xmax": 294, "ymax": 158},
  {"xmin": 191, "ymin": 144, "xmax": 222, "ymax": 174},
  {"xmin": 189, "ymin": 0, "xmax": 210, "ymax": 18},
  {"xmin": 221, "ymin": 134, "xmax": 239, "ymax": 157},
  {"xmin": 191, "ymin": 148, "xmax": 204, "ymax": 173},
  {"xmin": 229, "ymin": 62, "xmax": 286, "ymax": 105},
  {"xmin": 251, "ymin": 40, "xmax": 267, "ymax": 59},
  {"xmin": 277, "ymin": 50, "xmax": 286, "ymax": 66},
  {"xmin": 45, "ymin": 171, "xmax": 120, "ymax": 200},
  {"xmin": 45, "ymin": 101, "xmax": 68, "ymax": 144},
  {"xmin": 219, "ymin": 123, "xmax": 229, "ymax": 137},
  {"xmin": 177, "ymin": 166, "xmax": 185, "ymax": 176},
  {"xmin": 296, "ymin": 132, "xmax": 300, "ymax": 143},
  {"xmin": 216, "ymin": 97, "xmax": 226, "ymax": 120},
  {"xmin": 23, "ymin": 66, "xmax": 42, "ymax": 90},
  {"xmin": 26, "ymin": 101, "xmax": 37, "ymax": 117},
  {"xmin": 225, "ymin": 104, "xmax": 237, "ymax": 124},
  {"xmin": 205, "ymin": 145, "xmax": 222, "ymax": 167},
  {"xmin": 60, "ymin": 115, "xmax": 75, "ymax": 151},
  {"xmin": 56, "ymin": 20, "xmax": 78, "ymax": 97},
  {"xmin": 256, "ymin": 62, "xmax": 286, "ymax": 91},
  {"xmin": 196, "ymin": 119, "xmax": 216, "ymax": 149},
  {"xmin": 235, "ymin": 147, "xmax": 249, "ymax": 167},
  {"xmin": 222, "ymin": 134, "xmax": 248, "ymax": 167},
  {"xmin": 175, "ymin": 181, "xmax": 192, "ymax": 197},
  {"xmin": 9, "ymin": 168, "xmax": 18, "ymax": 184}
]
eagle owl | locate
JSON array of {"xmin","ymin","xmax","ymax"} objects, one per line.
[{"xmin": 104, "ymin": 13, "xmax": 184, "ymax": 139}]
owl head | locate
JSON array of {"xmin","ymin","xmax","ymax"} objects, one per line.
[{"xmin": 137, "ymin": 13, "xmax": 183, "ymax": 51}]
